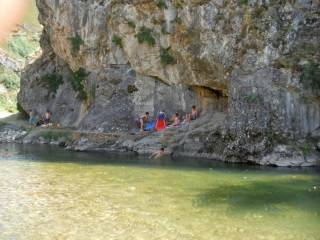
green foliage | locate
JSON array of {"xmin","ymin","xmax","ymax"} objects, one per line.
[
  {"xmin": 7, "ymin": 35, "xmax": 38, "ymax": 59},
  {"xmin": 68, "ymin": 34, "xmax": 84, "ymax": 56},
  {"xmin": 16, "ymin": 101, "xmax": 28, "ymax": 116},
  {"xmin": 299, "ymin": 143, "xmax": 312, "ymax": 159},
  {"xmin": 69, "ymin": 68, "xmax": 90, "ymax": 101},
  {"xmin": 157, "ymin": 0, "xmax": 168, "ymax": 9},
  {"xmin": 41, "ymin": 73, "xmax": 64, "ymax": 94},
  {"xmin": 174, "ymin": 2, "xmax": 184, "ymax": 9},
  {"xmin": 0, "ymin": 67, "xmax": 19, "ymax": 90},
  {"xmin": 41, "ymin": 131, "xmax": 71, "ymax": 141},
  {"xmin": 135, "ymin": 27, "xmax": 156, "ymax": 47},
  {"xmin": 0, "ymin": 95, "xmax": 15, "ymax": 113},
  {"xmin": 300, "ymin": 62, "xmax": 320, "ymax": 91},
  {"xmin": 112, "ymin": 35, "xmax": 123, "ymax": 48},
  {"xmin": 127, "ymin": 21, "xmax": 136, "ymax": 28},
  {"xmin": 238, "ymin": 0, "xmax": 248, "ymax": 5},
  {"xmin": 160, "ymin": 47, "xmax": 176, "ymax": 65},
  {"xmin": 244, "ymin": 94, "xmax": 262, "ymax": 104},
  {"xmin": 174, "ymin": 16, "xmax": 183, "ymax": 25}
]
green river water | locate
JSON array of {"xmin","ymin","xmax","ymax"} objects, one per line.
[{"xmin": 0, "ymin": 144, "xmax": 319, "ymax": 240}]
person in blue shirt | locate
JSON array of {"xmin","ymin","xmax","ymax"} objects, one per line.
[{"xmin": 28, "ymin": 110, "xmax": 37, "ymax": 126}]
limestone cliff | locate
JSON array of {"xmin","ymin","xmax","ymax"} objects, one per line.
[{"xmin": 18, "ymin": 0, "xmax": 320, "ymax": 165}]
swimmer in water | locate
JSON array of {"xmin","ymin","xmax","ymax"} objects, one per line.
[{"xmin": 149, "ymin": 147, "xmax": 165, "ymax": 159}]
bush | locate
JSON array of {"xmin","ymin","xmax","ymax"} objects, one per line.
[
  {"xmin": 160, "ymin": 47, "xmax": 176, "ymax": 65},
  {"xmin": 299, "ymin": 143, "xmax": 312, "ymax": 159},
  {"xmin": 135, "ymin": 27, "xmax": 156, "ymax": 47},
  {"xmin": 238, "ymin": 0, "xmax": 248, "ymax": 5},
  {"xmin": 69, "ymin": 68, "xmax": 90, "ymax": 101},
  {"xmin": 0, "ymin": 95, "xmax": 16, "ymax": 113},
  {"xmin": 174, "ymin": 16, "xmax": 183, "ymax": 25},
  {"xmin": 41, "ymin": 73, "xmax": 64, "ymax": 94},
  {"xmin": 41, "ymin": 131, "xmax": 71, "ymax": 141},
  {"xmin": 0, "ymin": 67, "xmax": 20, "ymax": 90},
  {"xmin": 174, "ymin": 2, "xmax": 183, "ymax": 9},
  {"xmin": 300, "ymin": 62, "xmax": 320, "ymax": 91},
  {"xmin": 16, "ymin": 101, "xmax": 28, "ymax": 117},
  {"xmin": 68, "ymin": 34, "xmax": 84, "ymax": 56},
  {"xmin": 7, "ymin": 35, "xmax": 38, "ymax": 58},
  {"xmin": 112, "ymin": 35, "xmax": 123, "ymax": 48},
  {"xmin": 157, "ymin": 0, "xmax": 168, "ymax": 9},
  {"xmin": 127, "ymin": 21, "xmax": 136, "ymax": 28}
]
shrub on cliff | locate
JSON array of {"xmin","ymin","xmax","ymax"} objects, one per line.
[
  {"xmin": 112, "ymin": 35, "xmax": 123, "ymax": 48},
  {"xmin": 300, "ymin": 62, "xmax": 320, "ymax": 92},
  {"xmin": 156, "ymin": 0, "xmax": 168, "ymax": 9},
  {"xmin": 135, "ymin": 27, "xmax": 156, "ymax": 47},
  {"xmin": 69, "ymin": 68, "xmax": 90, "ymax": 101},
  {"xmin": 41, "ymin": 73, "xmax": 64, "ymax": 95},
  {"xmin": 160, "ymin": 47, "xmax": 176, "ymax": 65},
  {"xmin": 68, "ymin": 34, "xmax": 84, "ymax": 56}
]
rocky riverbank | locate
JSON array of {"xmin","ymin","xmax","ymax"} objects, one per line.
[
  {"xmin": 1, "ymin": 113, "xmax": 319, "ymax": 167},
  {"xmin": 12, "ymin": 0, "xmax": 320, "ymax": 167}
]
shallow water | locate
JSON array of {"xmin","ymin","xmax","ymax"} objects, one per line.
[{"xmin": 0, "ymin": 144, "xmax": 319, "ymax": 240}]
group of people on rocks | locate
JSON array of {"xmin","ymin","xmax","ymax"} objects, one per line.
[
  {"xmin": 28, "ymin": 109, "xmax": 52, "ymax": 127},
  {"xmin": 25, "ymin": 106, "xmax": 199, "ymax": 160},
  {"xmin": 138, "ymin": 105, "xmax": 199, "ymax": 132}
]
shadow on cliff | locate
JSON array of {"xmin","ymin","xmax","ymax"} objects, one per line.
[{"xmin": 192, "ymin": 178, "xmax": 320, "ymax": 214}]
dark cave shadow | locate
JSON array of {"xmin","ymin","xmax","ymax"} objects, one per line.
[{"xmin": 193, "ymin": 178, "xmax": 320, "ymax": 214}]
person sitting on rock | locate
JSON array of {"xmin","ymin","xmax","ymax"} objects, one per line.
[
  {"xmin": 149, "ymin": 147, "xmax": 165, "ymax": 159},
  {"xmin": 191, "ymin": 105, "xmax": 199, "ymax": 120},
  {"xmin": 154, "ymin": 111, "xmax": 166, "ymax": 131},
  {"xmin": 168, "ymin": 112, "xmax": 181, "ymax": 128},
  {"xmin": 144, "ymin": 112, "xmax": 156, "ymax": 131},
  {"xmin": 182, "ymin": 113, "xmax": 191, "ymax": 125},
  {"xmin": 28, "ymin": 110, "xmax": 37, "ymax": 126},
  {"xmin": 39, "ymin": 110, "xmax": 52, "ymax": 127}
]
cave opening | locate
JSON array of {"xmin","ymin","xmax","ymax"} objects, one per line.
[{"xmin": 190, "ymin": 86, "xmax": 228, "ymax": 114}]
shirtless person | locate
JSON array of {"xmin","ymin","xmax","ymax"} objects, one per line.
[{"xmin": 149, "ymin": 148, "xmax": 165, "ymax": 159}]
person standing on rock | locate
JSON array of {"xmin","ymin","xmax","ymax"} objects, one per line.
[
  {"xmin": 139, "ymin": 112, "xmax": 153, "ymax": 132},
  {"xmin": 44, "ymin": 110, "xmax": 51, "ymax": 125},
  {"xmin": 28, "ymin": 110, "xmax": 37, "ymax": 126},
  {"xmin": 191, "ymin": 105, "xmax": 199, "ymax": 120}
]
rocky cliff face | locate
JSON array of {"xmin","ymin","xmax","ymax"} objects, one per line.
[{"xmin": 18, "ymin": 0, "xmax": 320, "ymax": 164}]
